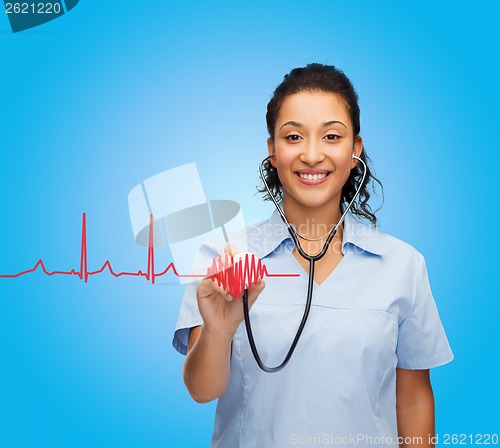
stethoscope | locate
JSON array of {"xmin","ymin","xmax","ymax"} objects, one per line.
[{"xmin": 241, "ymin": 154, "xmax": 367, "ymax": 373}]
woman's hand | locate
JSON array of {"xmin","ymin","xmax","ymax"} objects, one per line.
[
  {"xmin": 196, "ymin": 246, "xmax": 265, "ymax": 337},
  {"xmin": 185, "ymin": 247, "xmax": 265, "ymax": 403}
]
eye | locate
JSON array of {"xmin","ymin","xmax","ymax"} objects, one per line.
[
  {"xmin": 285, "ymin": 134, "xmax": 302, "ymax": 141},
  {"xmin": 324, "ymin": 134, "xmax": 340, "ymax": 141}
]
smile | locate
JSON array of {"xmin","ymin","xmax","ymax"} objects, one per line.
[
  {"xmin": 295, "ymin": 170, "xmax": 331, "ymax": 185},
  {"xmin": 298, "ymin": 173, "xmax": 327, "ymax": 181}
]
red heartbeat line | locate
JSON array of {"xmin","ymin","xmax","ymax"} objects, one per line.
[
  {"xmin": 0, "ymin": 213, "xmax": 300, "ymax": 285},
  {"xmin": 207, "ymin": 253, "xmax": 291, "ymax": 297}
]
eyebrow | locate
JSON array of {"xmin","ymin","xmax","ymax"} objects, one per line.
[
  {"xmin": 279, "ymin": 120, "xmax": 347, "ymax": 131},
  {"xmin": 324, "ymin": 120, "xmax": 347, "ymax": 129}
]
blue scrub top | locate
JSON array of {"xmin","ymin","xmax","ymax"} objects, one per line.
[{"xmin": 173, "ymin": 209, "xmax": 453, "ymax": 448}]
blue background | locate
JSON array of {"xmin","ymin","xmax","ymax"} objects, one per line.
[{"xmin": 1, "ymin": 1, "xmax": 498, "ymax": 446}]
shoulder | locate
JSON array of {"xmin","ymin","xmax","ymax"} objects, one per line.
[
  {"xmin": 193, "ymin": 213, "xmax": 278, "ymax": 267},
  {"xmin": 378, "ymin": 230, "xmax": 423, "ymax": 259},
  {"xmin": 246, "ymin": 211, "xmax": 289, "ymax": 258},
  {"xmin": 371, "ymin": 227, "xmax": 426, "ymax": 275},
  {"xmin": 349, "ymin": 213, "xmax": 424, "ymax": 269},
  {"xmin": 246, "ymin": 215, "xmax": 278, "ymax": 243}
]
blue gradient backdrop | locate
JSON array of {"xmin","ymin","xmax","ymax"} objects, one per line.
[{"xmin": 1, "ymin": 1, "xmax": 498, "ymax": 446}]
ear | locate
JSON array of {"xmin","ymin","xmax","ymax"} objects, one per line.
[
  {"xmin": 267, "ymin": 138, "xmax": 277, "ymax": 168},
  {"xmin": 351, "ymin": 136, "xmax": 363, "ymax": 169}
]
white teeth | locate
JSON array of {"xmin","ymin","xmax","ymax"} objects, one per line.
[{"xmin": 299, "ymin": 173, "xmax": 327, "ymax": 180}]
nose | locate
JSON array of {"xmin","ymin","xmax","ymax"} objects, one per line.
[{"xmin": 299, "ymin": 139, "xmax": 325, "ymax": 165}]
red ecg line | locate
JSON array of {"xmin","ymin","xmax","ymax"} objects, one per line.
[
  {"xmin": 0, "ymin": 213, "xmax": 300, "ymax": 285},
  {"xmin": 207, "ymin": 253, "xmax": 298, "ymax": 297}
]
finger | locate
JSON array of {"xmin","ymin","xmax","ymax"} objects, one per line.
[
  {"xmin": 224, "ymin": 244, "xmax": 239, "ymax": 258},
  {"xmin": 221, "ymin": 246, "xmax": 239, "ymax": 294},
  {"xmin": 198, "ymin": 276, "xmax": 226, "ymax": 298},
  {"xmin": 205, "ymin": 253, "xmax": 231, "ymax": 294},
  {"xmin": 197, "ymin": 277, "xmax": 217, "ymax": 298}
]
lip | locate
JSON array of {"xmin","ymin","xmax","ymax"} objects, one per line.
[{"xmin": 294, "ymin": 170, "xmax": 331, "ymax": 185}]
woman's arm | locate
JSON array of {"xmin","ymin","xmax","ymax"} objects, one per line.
[
  {"xmin": 182, "ymin": 274, "xmax": 265, "ymax": 404},
  {"xmin": 396, "ymin": 368, "xmax": 435, "ymax": 447},
  {"xmin": 182, "ymin": 324, "xmax": 234, "ymax": 404}
]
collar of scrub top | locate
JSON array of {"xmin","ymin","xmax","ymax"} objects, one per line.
[{"xmin": 248, "ymin": 204, "xmax": 386, "ymax": 260}]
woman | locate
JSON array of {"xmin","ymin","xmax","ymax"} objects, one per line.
[{"xmin": 173, "ymin": 63, "xmax": 453, "ymax": 447}]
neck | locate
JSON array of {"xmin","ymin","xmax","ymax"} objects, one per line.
[{"xmin": 282, "ymin": 194, "xmax": 343, "ymax": 240}]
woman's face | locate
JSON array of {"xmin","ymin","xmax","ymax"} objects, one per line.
[{"xmin": 268, "ymin": 90, "xmax": 362, "ymax": 211}]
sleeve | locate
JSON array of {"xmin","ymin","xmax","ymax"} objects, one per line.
[
  {"xmin": 172, "ymin": 280, "xmax": 204, "ymax": 356},
  {"xmin": 396, "ymin": 255, "xmax": 454, "ymax": 369},
  {"xmin": 171, "ymin": 240, "xmax": 223, "ymax": 356}
]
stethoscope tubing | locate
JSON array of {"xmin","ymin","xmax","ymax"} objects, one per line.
[
  {"xmin": 243, "ymin": 256, "xmax": 316, "ymax": 373},
  {"xmin": 243, "ymin": 154, "xmax": 367, "ymax": 373}
]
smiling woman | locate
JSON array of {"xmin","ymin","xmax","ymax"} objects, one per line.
[
  {"xmin": 267, "ymin": 91, "xmax": 363, "ymax": 224},
  {"xmin": 173, "ymin": 63, "xmax": 453, "ymax": 448},
  {"xmin": 261, "ymin": 65, "xmax": 382, "ymax": 229}
]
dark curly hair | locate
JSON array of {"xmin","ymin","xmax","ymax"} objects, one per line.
[{"xmin": 258, "ymin": 63, "xmax": 383, "ymax": 226}]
